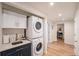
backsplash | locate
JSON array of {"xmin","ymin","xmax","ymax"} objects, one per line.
[
  {"xmin": 2, "ymin": 28, "xmax": 26, "ymax": 44},
  {"xmin": 2, "ymin": 28, "xmax": 24, "ymax": 35}
]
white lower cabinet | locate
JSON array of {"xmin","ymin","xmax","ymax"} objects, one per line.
[
  {"xmin": 74, "ymin": 44, "xmax": 79, "ymax": 56},
  {"xmin": 74, "ymin": 37, "xmax": 79, "ymax": 55},
  {"xmin": 3, "ymin": 10, "xmax": 26, "ymax": 28},
  {"xmin": 74, "ymin": 5, "xmax": 79, "ymax": 56}
]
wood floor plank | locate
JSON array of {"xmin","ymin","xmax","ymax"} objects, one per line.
[{"xmin": 44, "ymin": 39, "xmax": 75, "ymax": 56}]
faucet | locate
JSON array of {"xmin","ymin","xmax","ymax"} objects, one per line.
[{"xmin": 16, "ymin": 33, "xmax": 18, "ymax": 41}]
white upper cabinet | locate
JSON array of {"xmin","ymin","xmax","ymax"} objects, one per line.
[{"xmin": 2, "ymin": 10, "xmax": 27, "ymax": 28}]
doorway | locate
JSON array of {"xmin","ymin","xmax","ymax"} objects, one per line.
[{"xmin": 57, "ymin": 24, "xmax": 64, "ymax": 42}]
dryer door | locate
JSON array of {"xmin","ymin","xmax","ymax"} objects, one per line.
[{"xmin": 34, "ymin": 42, "xmax": 43, "ymax": 55}]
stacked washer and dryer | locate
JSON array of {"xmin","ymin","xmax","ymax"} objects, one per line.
[{"xmin": 26, "ymin": 16, "xmax": 44, "ymax": 56}]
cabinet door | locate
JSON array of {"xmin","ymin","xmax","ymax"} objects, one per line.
[
  {"xmin": 74, "ymin": 7, "xmax": 79, "ymax": 55},
  {"xmin": 0, "ymin": 52, "xmax": 1, "ymax": 56},
  {"xmin": 27, "ymin": 43, "xmax": 31, "ymax": 56},
  {"xmin": 74, "ymin": 19, "xmax": 79, "ymax": 55},
  {"xmin": 3, "ymin": 10, "xmax": 26, "ymax": 28},
  {"xmin": 17, "ymin": 14, "xmax": 26, "ymax": 28},
  {"xmin": 3, "ymin": 11, "xmax": 15, "ymax": 28},
  {"xmin": 19, "ymin": 17, "xmax": 26, "ymax": 28},
  {"xmin": 22, "ymin": 43, "xmax": 31, "ymax": 56}
]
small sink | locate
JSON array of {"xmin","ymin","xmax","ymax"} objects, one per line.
[{"xmin": 12, "ymin": 41, "xmax": 23, "ymax": 45}]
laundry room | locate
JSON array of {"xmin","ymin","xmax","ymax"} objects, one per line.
[
  {"xmin": 0, "ymin": 3, "xmax": 45, "ymax": 56},
  {"xmin": 0, "ymin": 2, "xmax": 79, "ymax": 57}
]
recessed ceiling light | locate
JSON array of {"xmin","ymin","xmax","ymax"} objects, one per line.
[
  {"xmin": 49, "ymin": 2, "xmax": 54, "ymax": 6},
  {"xmin": 58, "ymin": 13, "xmax": 62, "ymax": 16}
]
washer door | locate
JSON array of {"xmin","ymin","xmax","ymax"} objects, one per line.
[
  {"xmin": 35, "ymin": 42, "xmax": 43, "ymax": 54},
  {"xmin": 33, "ymin": 18, "xmax": 43, "ymax": 33},
  {"xmin": 36, "ymin": 22, "xmax": 41, "ymax": 30}
]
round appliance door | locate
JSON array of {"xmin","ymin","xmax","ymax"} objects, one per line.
[
  {"xmin": 34, "ymin": 42, "xmax": 43, "ymax": 55},
  {"xmin": 33, "ymin": 18, "xmax": 43, "ymax": 33}
]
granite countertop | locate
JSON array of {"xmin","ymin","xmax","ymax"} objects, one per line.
[{"xmin": 0, "ymin": 40, "xmax": 31, "ymax": 52}]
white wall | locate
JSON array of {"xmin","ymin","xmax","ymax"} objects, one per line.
[
  {"xmin": 43, "ymin": 19, "xmax": 48, "ymax": 54},
  {"xmin": 48, "ymin": 21, "xmax": 53, "ymax": 43},
  {"xmin": 49, "ymin": 21, "xmax": 74, "ymax": 45},
  {"xmin": 64, "ymin": 21, "xmax": 74, "ymax": 45},
  {"xmin": 52, "ymin": 22, "xmax": 65, "ymax": 42},
  {"xmin": 48, "ymin": 20, "xmax": 57, "ymax": 43},
  {"xmin": 52, "ymin": 24, "xmax": 57, "ymax": 42},
  {"xmin": 51, "ymin": 22, "xmax": 64, "ymax": 42}
]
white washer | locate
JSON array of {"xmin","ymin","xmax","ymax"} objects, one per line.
[
  {"xmin": 31, "ymin": 37, "xmax": 43, "ymax": 56},
  {"xmin": 27, "ymin": 16, "xmax": 43, "ymax": 40}
]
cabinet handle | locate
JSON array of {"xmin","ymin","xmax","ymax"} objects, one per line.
[{"xmin": 75, "ymin": 41, "xmax": 78, "ymax": 42}]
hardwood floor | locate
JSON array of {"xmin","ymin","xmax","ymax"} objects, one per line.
[{"xmin": 44, "ymin": 39, "xmax": 75, "ymax": 56}]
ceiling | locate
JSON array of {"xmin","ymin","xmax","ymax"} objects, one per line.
[{"xmin": 18, "ymin": 2, "xmax": 77, "ymax": 22}]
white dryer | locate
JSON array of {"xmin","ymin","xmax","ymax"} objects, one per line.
[
  {"xmin": 31, "ymin": 37, "xmax": 43, "ymax": 56},
  {"xmin": 27, "ymin": 16, "xmax": 43, "ymax": 40}
]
